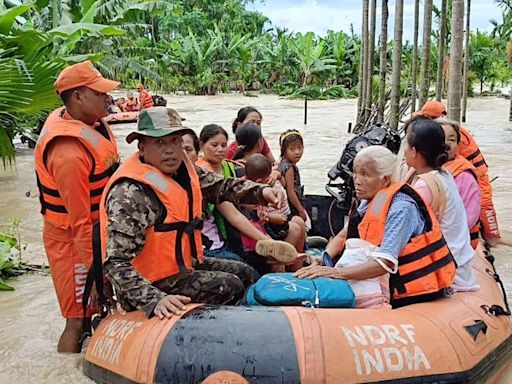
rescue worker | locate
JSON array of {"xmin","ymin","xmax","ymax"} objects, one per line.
[
  {"xmin": 415, "ymin": 100, "xmax": 502, "ymax": 246},
  {"xmin": 124, "ymin": 92, "xmax": 139, "ymax": 112},
  {"xmin": 295, "ymin": 146, "xmax": 456, "ymax": 308},
  {"xmin": 34, "ymin": 61, "xmax": 120, "ymax": 353},
  {"xmin": 100, "ymin": 107, "xmax": 288, "ymax": 319},
  {"xmin": 136, "ymin": 83, "xmax": 154, "ymax": 110}
]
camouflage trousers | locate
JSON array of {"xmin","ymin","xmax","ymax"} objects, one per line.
[{"xmin": 153, "ymin": 257, "xmax": 254, "ymax": 305}]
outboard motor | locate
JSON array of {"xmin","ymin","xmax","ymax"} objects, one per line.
[
  {"xmin": 325, "ymin": 123, "xmax": 401, "ymax": 210},
  {"xmin": 152, "ymin": 95, "xmax": 167, "ymax": 107}
]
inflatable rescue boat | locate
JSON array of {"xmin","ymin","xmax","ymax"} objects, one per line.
[
  {"xmin": 104, "ymin": 111, "xmax": 139, "ymax": 124},
  {"xmin": 83, "ymin": 243, "xmax": 512, "ymax": 384},
  {"xmin": 84, "ymin": 125, "xmax": 512, "ymax": 383}
]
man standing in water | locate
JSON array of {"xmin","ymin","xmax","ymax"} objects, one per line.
[
  {"xmin": 100, "ymin": 108, "xmax": 290, "ymax": 319},
  {"xmin": 34, "ymin": 61, "xmax": 120, "ymax": 352}
]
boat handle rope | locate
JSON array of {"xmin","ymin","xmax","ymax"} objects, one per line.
[{"xmin": 483, "ymin": 267, "xmax": 511, "ymax": 316}]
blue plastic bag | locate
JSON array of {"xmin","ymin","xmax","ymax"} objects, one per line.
[{"xmin": 244, "ymin": 273, "xmax": 355, "ymax": 308}]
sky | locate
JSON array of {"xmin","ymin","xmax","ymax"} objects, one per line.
[{"xmin": 249, "ymin": 0, "xmax": 505, "ymax": 42}]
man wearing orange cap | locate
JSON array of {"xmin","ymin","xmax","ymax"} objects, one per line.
[
  {"xmin": 416, "ymin": 100, "xmax": 502, "ymax": 246},
  {"xmin": 136, "ymin": 83, "xmax": 154, "ymax": 110},
  {"xmin": 34, "ymin": 60, "xmax": 120, "ymax": 352}
]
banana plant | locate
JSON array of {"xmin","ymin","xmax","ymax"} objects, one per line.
[
  {"xmin": 0, "ymin": 2, "xmax": 126, "ymax": 166},
  {"xmin": 289, "ymin": 32, "xmax": 336, "ymax": 124}
]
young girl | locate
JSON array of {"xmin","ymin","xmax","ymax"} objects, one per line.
[
  {"xmin": 438, "ymin": 118, "xmax": 481, "ymax": 249},
  {"xmin": 226, "ymin": 106, "xmax": 275, "ymax": 163},
  {"xmin": 232, "ymin": 123, "xmax": 264, "ymax": 169},
  {"xmin": 279, "ymin": 130, "xmax": 307, "ymax": 222},
  {"xmin": 404, "ymin": 116, "xmax": 478, "ymax": 292}
]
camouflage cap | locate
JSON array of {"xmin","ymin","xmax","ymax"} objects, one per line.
[{"xmin": 126, "ymin": 107, "xmax": 194, "ymax": 143}]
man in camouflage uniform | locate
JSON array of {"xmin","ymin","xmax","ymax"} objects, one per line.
[{"xmin": 101, "ymin": 107, "xmax": 285, "ymax": 319}]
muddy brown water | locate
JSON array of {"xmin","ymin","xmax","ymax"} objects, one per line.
[{"xmin": 0, "ymin": 95, "xmax": 510, "ymax": 383}]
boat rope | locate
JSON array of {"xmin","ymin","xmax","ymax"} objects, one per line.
[{"xmin": 482, "ymin": 242, "xmax": 511, "ymax": 316}]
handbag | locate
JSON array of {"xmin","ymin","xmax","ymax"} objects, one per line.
[{"xmin": 244, "ymin": 273, "xmax": 355, "ymax": 308}]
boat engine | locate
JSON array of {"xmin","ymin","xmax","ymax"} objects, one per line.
[{"xmin": 325, "ymin": 123, "xmax": 401, "ymax": 210}]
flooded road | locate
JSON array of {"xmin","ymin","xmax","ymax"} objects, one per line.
[{"xmin": 0, "ymin": 94, "xmax": 510, "ymax": 383}]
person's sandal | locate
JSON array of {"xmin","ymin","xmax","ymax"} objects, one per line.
[{"xmin": 255, "ymin": 240, "xmax": 298, "ymax": 264}]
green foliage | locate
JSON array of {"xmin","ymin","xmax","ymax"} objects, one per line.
[
  {"xmin": 1, "ymin": 0, "xmax": 510, "ymax": 165},
  {"xmin": 0, "ymin": 217, "xmax": 24, "ymax": 291}
]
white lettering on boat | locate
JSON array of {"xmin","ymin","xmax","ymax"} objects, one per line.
[
  {"xmin": 341, "ymin": 324, "xmax": 431, "ymax": 376},
  {"xmin": 91, "ymin": 319, "xmax": 143, "ymax": 365}
]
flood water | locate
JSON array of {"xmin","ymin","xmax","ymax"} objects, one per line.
[{"xmin": 0, "ymin": 94, "xmax": 510, "ymax": 383}]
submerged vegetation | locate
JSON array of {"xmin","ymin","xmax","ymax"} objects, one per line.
[
  {"xmin": 0, "ymin": 217, "xmax": 24, "ymax": 290},
  {"xmin": 0, "ymin": 0, "xmax": 511, "ymax": 159}
]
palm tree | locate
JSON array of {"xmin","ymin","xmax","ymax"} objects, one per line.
[
  {"xmin": 436, "ymin": 0, "xmax": 448, "ymax": 101},
  {"xmin": 365, "ymin": 0, "xmax": 377, "ymax": 115},
  {"xmin": 461, "ymin": 0, "xmax": 471, "ymax": 122},
  {"xmin": 448, "ymin": 0, "xmax": 465, "ymax": 121},
  {"xmin": 377, "ymin": 0, "xmax": 388, "ymax": 122},
  {"xmin": 410, "ymin": 0, "xmax": 420, "ymax": 114},
  {"xmin": 390, "ymin": 0, "xmax": 403, "ymax": 130},
  {"xmin": 419, "ymin": 0, "xmax": 434, "ymax": 108}
]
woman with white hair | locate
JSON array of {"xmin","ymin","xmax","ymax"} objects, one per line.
[{"xmin": 295, "ymin": 145, "xmax": 456, "ymax": 309}]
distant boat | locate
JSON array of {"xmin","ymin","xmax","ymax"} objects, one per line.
[{"xmin": 104, "ymin": 111, "xmax": 139, "ymax": 124}]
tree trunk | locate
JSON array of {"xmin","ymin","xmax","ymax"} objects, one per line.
[
  {"xmin": 390, "ymin": 0, "xmax": 403, "ymax": 130},
  {"xmin": 365, "ymin": 0, "xmax": 377, "ymax": 114},
  {"xmin": 436, "ymin": 0, "xmax": 448, "ymax": 101},
  {"xmin": 378, "ymin": 0, "xmax": 388, "ymax": 122},
  {"xmin": 304, "ymin": 97, "xmax": 308, "ymax": 125},
  {"xmin": 448, "ymin": 0, "xmax": 465, "ymax": 121},
  {"xmin": 410, "ymin": 0, "xmax": 420, "ymax": 114},
  {"xmin": 461, "ymin": 0, "xmax": 471, "ymax": 122},
  {"xmin": 357, "ymin": 1, "xmax": 368, "ymax": 120},
  {"xmin": 419, "ymin": 0, "xmax": 434, "ymax": 108},
  {"xmin": 360, "ymin": 0, "xmax": 369, "ymax": 121},
  {"xmin": 509, "ymin": 83, "xmax": 512, "ymax": 121}
]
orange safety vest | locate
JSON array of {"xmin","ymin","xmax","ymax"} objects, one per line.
[
  {"xmin": 458, "ymin": 126, "xmax": 488, "ymax": 176},
  {"xmin": 125, "ymin": 99, "xmax": 139, "ymax": 112},
  {"xmin": 100, "ymin": 152, "xmax": 204, "ymax": 282},
  {"xmin": 34, "ymin": 107, "xmax": 119, "ymax": 229},
  {"xmin": 139, "ymin": 90, "xmax": 154, "ymax": 110},
  {"xmin": 443, "ymin": 155, "xmax": 481, "ymax": 249},
  {"xmin": 356, "ymin": 182, "xmax": 456, "ymax": 307}
]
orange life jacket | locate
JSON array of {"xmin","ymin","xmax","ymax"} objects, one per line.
[
  {"xmin": 100, "ymin": 152, "xmax": 204, "ymax": 282},
  {"xmin": 125, "ymin": 99, "xmax": 139, "ymax": 112},
  {"xmin": 139, "ymin": 90, "xmax": 154, "ymax": 110},
  {"xmin": 443, "ymin": 155, "xmax": 481, "ymax": 249},
  {"xmin": 34, "ymin": 107, "xmax": 119, "ymax": 229},
  {"xmin": 355, "ymin": 182, "xmax": 456, "ymax": 307},
  {"xmin": 458, "ymin": 126, "xmax": 488, "ymax": 176},
  {"xmin": 457, "ymin": 127, "xmax": 500, "ymax": 239}
]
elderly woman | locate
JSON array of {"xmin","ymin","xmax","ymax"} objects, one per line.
[{"xmin": 295, "ymin": 146, "xmax": 456, "ymax": 308}]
